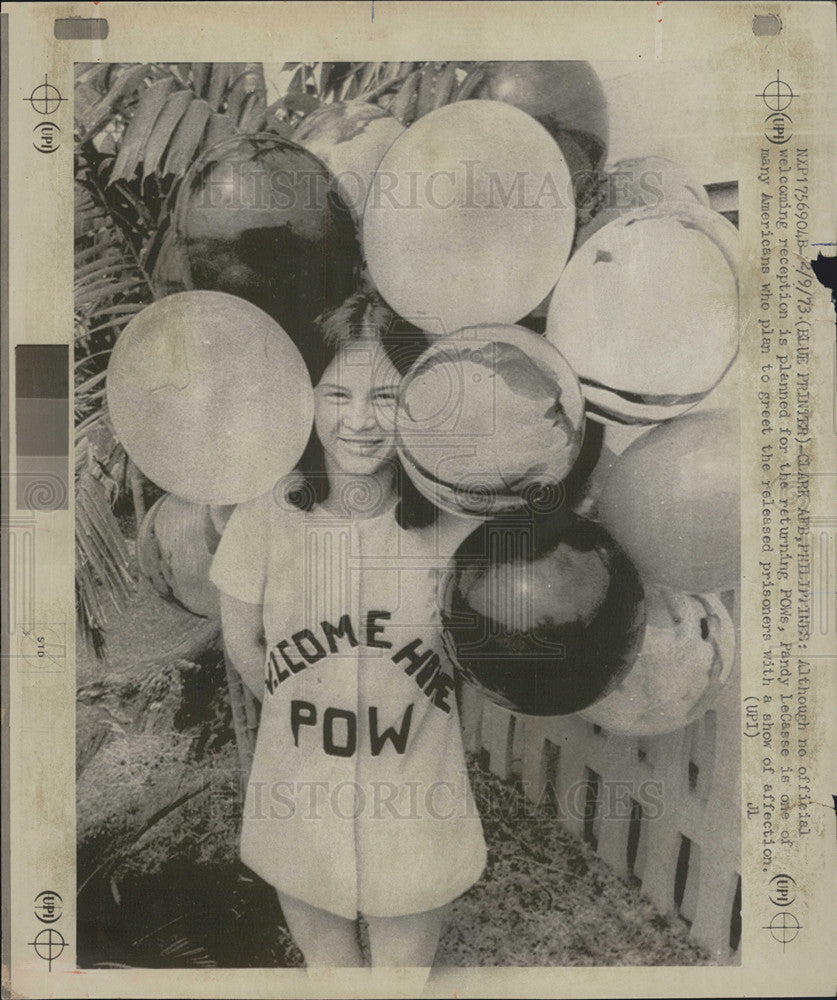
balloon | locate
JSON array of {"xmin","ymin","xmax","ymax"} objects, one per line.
[
  {"xmin": 396, "ymin": 325, "xmax": 585, "ymax": 517},
  {"xmin": 175, "ymin": 133, "xmax": 361, "ymax": 382},
  {"xmin": 581, "ymin": 590, "xmax": 736, "ymax": 735},
  {"xmin": 137, "ymin": 494, "xmax": 224, "ymax": 618},
  {"xmin": 466, "ymin": 61, "xmax": 609, "ymax": 172},
  {"xmin": 546, "ymin": 201, "xmax": 739, "ymax": 425},
  {"xmin": 598, "ymin": 410, "xmax": 740, "ymax": 593},
  {"xmin": 107, "ymin": 291, "xmax": 314, "ymax": 505},
  {"xmin": 363, "ymin": 101, "xmax": 575, "ymax": 336},
  {"xmin": 294, "ymin": 102, "xmax": 404, "ymax": 221},
  {"xmin": 440, "ymin": 512, "xmax": 645, "ymax": 716},
  {"xmin": 577, "ymin": 155, "xmax": 710, "ymax": 246}
]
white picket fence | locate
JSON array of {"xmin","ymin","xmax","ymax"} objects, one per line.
[{"xmin": 457, "ymin": 617, "xmax": 741, "ymax": 964}]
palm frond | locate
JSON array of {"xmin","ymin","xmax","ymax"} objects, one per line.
[
  {"xmin": 73, "ymin": 61, "xmax": 278, "ymax": 657},
  {"xmin": 72, "ymin": 59, "xmax": 466, "ymax": 660},
  {"xmin": 75, "ymin": 469, "xmax": 135, "ymax": 657},
  {"xmin": 74, "ymin": 141, "xmax": 157, "ymax": 655}
]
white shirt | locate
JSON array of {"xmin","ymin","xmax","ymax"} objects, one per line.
[{"xmin": 210, "ymin": 490, "xmax": 487, "ymax": 918}]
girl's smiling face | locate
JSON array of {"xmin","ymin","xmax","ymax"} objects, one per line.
[{"xmin": 314, "ymin": 340, "xmax": 401, "ymax": 477}]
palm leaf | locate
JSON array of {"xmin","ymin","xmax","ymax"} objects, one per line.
[
  {"xmin": 386, "ymin": 68, "xmax": 421, "ymax": 123},
  {"xmin": 110, "ymin": 77, "xmax": 178, "ymax": 184},
  {"xmin": 75, "ymin": 469, "xmax": 135, "ymax": 651},
  {"xmin": 206, "ymin": 62, "xmax": 233, "ymax": 111},
  {"xmin": 162, "ymin": 99, "xmax": 212, "ymax": 176},
  {"xmin": 189, "ymin": 62, "xmax": 210, "ymax": 98},
  {"xmin": 71, "ymin": 59, "xmax": 463, "ymax": 660},
  {"xmin": 225, "ymin": 63, "xmax": 267, "ymax": 123},
  {"xmin": 77, "ymin": 64, "xmax": 155, "ymax": 141},
  {"xmin": 430, "ymin": 60, "xmax": 460, "ymax": 110},
  {"xmin": 141, "ymin": 90, "xmax": 194, "ymax": 179},
  {"xmin": 203, "ymin": 111, "xmax": 236, "ymax": 150},
  {"xmin": 74, "ymin": 143, "xmax": 157, "ymax": 654}
]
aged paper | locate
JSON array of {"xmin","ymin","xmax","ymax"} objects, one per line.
[{"xmin": 2, "ymin": 2, "xmax": 836, "ymax": 998}]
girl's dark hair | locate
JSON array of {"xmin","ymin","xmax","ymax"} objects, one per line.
[{"xmin": 285, "ymin": 290, "xmax": 439, "ymax": 530}]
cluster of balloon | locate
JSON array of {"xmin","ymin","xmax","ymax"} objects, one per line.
[
  {"xmin": 106, "ymin": 291, "xmax": 314, "ymax": 506},
  {"xmin": 396, "ymin": 325, "xmax": 585, "ymax": 517},
  {"xmin": 440, "ymin": 511, "xmax": 646, "ymax": 716},
  {"xmin": 363, "ymin": 101, "xmax": 576, "ymax": 336},
  {"xmin": 137, "ymin": 494, "xmax": 234, "ymax": 618},
  {"xmin": 293, "ymin": 102, "xmax": 405, "ymax": 222},
  {"xmin": 580, "ymin": 589, "xmax": 736, "ymax": 735},
  {"xmin": 598, "ymin": 409, "xmax": 740, "ymax": 594},
  {"xmin": 104, "ymin": 63, "xmax": 741, "ymax": 735},
  {"xmin": 546, "ymin": 201, "xmax": 739, "ymax": 425},
  {"xmin": 175, "ymin": 133, "xmax": 361, "ymax": 382}
]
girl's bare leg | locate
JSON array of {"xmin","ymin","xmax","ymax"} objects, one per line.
[
  {"xmin": 278, "ymin": 892, "xmax": 364, "ymax": 967},
  {"xmin": 364, "ymin": 903, "xmax": 449, "ymax": 968}
]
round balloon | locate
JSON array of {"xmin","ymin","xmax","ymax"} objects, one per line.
[
  {"xmin": 363, "ymin": 101, "xmax": 575, "ymax": 336},
  {"xmin": 441, "ymin": 512, "xmax": 645, "ymax": 716},
  {"xmin": 598, "ymin": 409, "xmax": 740, "ymax": 593},
  {"xmin": 546, "ymin": 201, "xmax": 739, "ymax": 425},
  {"xmin": 137, "ymin": 493, "xmax": 224, "ymax": 618},
  {"xmin": 107, "ymin": 291, "xmax": 314, "ymax": 505},
  {"xmin": 396, "ymin": 325, "xmax": 585, "ymax": 517},
  {"xmin": 581, "ymin": 589, "xmax": 736, "ymax": 735},
  {"xmin": 294, "ymin": 102, "xmax": 404, "ymax": 221},
  {"xmin": 175, "ymin": 133, "xmax": 361, "ymax": 383}
]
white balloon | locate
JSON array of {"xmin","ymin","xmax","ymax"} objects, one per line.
[
  {"xmin": 107, "ymin": 292, "xmax": 314, "ymax": 505},
  {"xmin": 363, "ymin": 101, "xmax": 576, "ymax": 336},
  {"xmin": 547, "ymin": 202, "xmax": 739, "ymax": 425}
]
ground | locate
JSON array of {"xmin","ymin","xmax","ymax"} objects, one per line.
[{"xmin": 76, "ymin": 555, "xmax": 709, "ymax": 969}]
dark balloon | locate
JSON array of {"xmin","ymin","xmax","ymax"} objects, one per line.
[
  {"xmin": 175, "ymin": 133, "xmax": 362, "ymax": 383},
  {"xmin": 441, "ymin": 511, "xmax": 645, "ymax": 716}
]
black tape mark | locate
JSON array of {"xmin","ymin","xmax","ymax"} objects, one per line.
[
  {"xmin": 54, "ymin": 18, "xmax": 108, "ymax": 40},
  {"xmin": 810, "ymin": 252, "xmax": 837, "ymax": 309}
]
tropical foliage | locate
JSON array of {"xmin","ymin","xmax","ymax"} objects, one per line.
[{"xmin": 74, "ymin": 59, "xmax": 469, "ymax": 654}]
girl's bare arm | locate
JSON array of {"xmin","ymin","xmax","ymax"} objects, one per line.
[{"xmin": 219, "ymin": 592, "xmax": 266, "ymax": 702}]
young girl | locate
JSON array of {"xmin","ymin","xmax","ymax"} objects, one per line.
[{"xmin": 210, "ymin": 293, "xmax": 487, "ymax": 968}]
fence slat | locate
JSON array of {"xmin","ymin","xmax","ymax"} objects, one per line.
[{"xmin": 471, "ymin": 626, "xmax": 741, "ymax": 962}]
